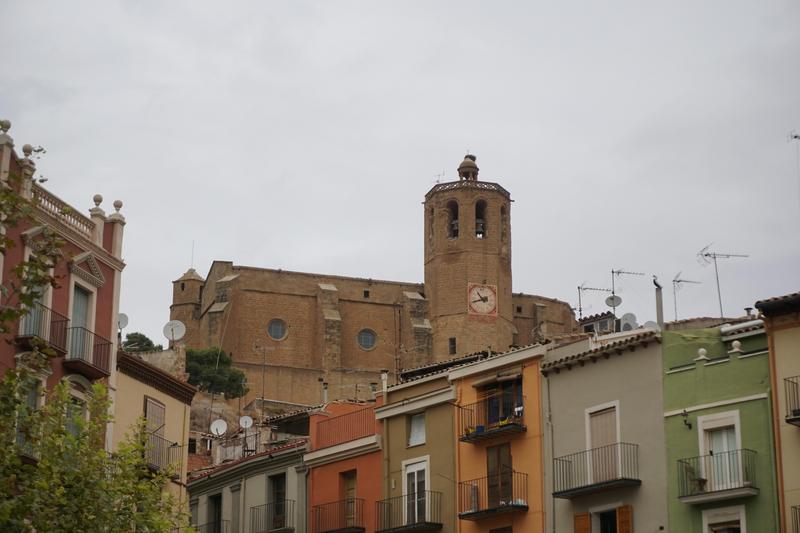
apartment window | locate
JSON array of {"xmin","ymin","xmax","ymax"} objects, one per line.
[
  {"xmin": 487, "ymin": 443, "xmax": 513, "ymax": 507},
  {"xmin": 144, "ymin": 397, "xmax": 165, "ymax": 436},
  {"xmin": 573, "ymin": 505, "xmax": 632, "ymax": 533},
  {"xmin": 403, "ymin": 458, "xmax": 428, "ymax": 523},
  {"xmin": 702, "ymin": 505, "xmax": 745, "ymax": 533},
  {"xmin": 363, "ymin": 289, "xmax": 370, "ymax": 298},
  {"xmin": 483, "ymin": 378, "xmax": 523, "ymax": 425},
  {"xmin": 230, "ymin": 485, "xmax": 240, "ymax": 533},
  {"xmin": 270, "ymin": 473, "xmax": 287, "ymax": 526},
  {"xmin": 516, "ymin": 305, "xmax": 522, "ymax": 314},
  {"xmin": 449, "ymin": 337, "xmax": 457, "ymax": 355},
  {"xmin": 340, "ymin": 470, "xmax": 357, "ymax": 526},
  {"xmin": 408, "ymin": 413, "xmax": 426, "ymax": 446},
  {"xmin": 188, "ymin": 438, "xmax": 197, "ymax": 454},
  {"xmin": 208, "ymin": 493, "xmax": 222, "ymax": 531},
  {"xmin": 588, "ymin": 403, "xmax": 619, "ymax": 484}
]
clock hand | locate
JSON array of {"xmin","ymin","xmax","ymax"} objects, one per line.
[{"xmin": 471, "ymin": 298, "xmax": 484, "ymax": 304}]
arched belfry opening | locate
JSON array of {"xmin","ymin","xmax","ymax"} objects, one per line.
[
  {"xmin": 446, "ymin": 200, "xmax": 459, "ymax": 238},
  {"xmin": 475, "ymin": 200, "xmax": 487, "ymax": 239},
  {"xmin": 458, "ymin": 154, "xmax": 479, "ymax": 181}
]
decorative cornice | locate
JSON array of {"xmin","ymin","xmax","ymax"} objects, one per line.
[
  {"xmin": 69, "ymin": 251, "xmax": 106, "ymax": 287},
  {"xmin": 117, "ymin": 352, "xmax": 196, "ymax": 405},
  {"xmin": 303, "ymin": 435, "xmax": 381, "ymax": 467}
]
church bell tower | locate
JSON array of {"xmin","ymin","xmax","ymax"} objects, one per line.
[{"xmin": 423, "ymin": 155, "xmax": 515, "ymax": 360}]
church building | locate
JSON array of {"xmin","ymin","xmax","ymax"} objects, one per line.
[{"xmin": 170, "ymin": 155, "xmax": 576, "ymax": 405}]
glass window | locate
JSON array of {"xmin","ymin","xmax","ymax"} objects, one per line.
[
  {"xmin": 268, "ymin": 319, "xmax": 287, "ymax": 340},
  {"xmin": 357, "ymin": 329, "xmax": 376, "ymax": 350},
  {"xmin": 408, "ymin": 413, "xmax": 426, "ymax": 446}
]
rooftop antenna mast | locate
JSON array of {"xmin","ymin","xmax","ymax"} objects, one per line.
[
  {"xmin": 577, "ymin": 282, "xmax": 612, "ymax": 319},
  {"xmin": 697, "ymin": 244, "xmax": 749, "ymax": 318},
  {"xmin": 790, "ymin": 130, "xmax": 800, "ymax": 214},
  {"xmin": 671, "ymin": 271, "xmax": 702, "ymax": 321},
  {"xmin": 610, "ymin": 269, "xmax": 646, "ymax": 318}
]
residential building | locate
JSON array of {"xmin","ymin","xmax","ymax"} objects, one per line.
[
  {"xmin": 756, "ymin": 291, "xmax": 800, "ymax": 532},
  {"xmin": 0, "ymin": 120, "xmax": 126, "ymax": 448},
  {"xmin": 305, "ymin": 402, "xmax": 382, "ymax": 533},
  {"xmin": 375, "ymin": 358, "xmax": 468, "ymax": 533},
  {"xmin": 662, "ymin": 322, "xmax": 779, "ymax": 531},
  {"xmin": 450, "ymin": 344, "xmax": 547, "ymax": 533},
  {"xmin": 113, "ymin": 351, "xmax": 196, "ymax": 506},
  {"xmin": 169, "ymin": 155, "xmax": 576, "ymax": 407},
  {"xmin": 540, "ymin": 330, "xmax": 668, "ymax": 533}
]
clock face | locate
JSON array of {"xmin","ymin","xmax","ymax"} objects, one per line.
[{"xmin": 468, "ymin": 284, "xmax": 498, "ymax": 315}]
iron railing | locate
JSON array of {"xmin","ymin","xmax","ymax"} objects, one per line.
[
  {"xmin": 251, "ymin": 500, "xmax": 295, "ymax": 532},
  {"xmin": 376, "ymin": 490, "xmax": 442, "ymax": 532},
  {"xmin": 786, "ymin": 376, "xmax": 800, "ymax": 424},
  {"xmin": 18, "ymin": 302, "xmax": 69, "ymax": 352},
  {"xmin": 678, "ymin": 449, "xmax": 758, "ymax": 498},
  {"xmin": 312, "ymin": 498, "xmax": 364, "ymax": 533},
  {"xmin": 195, "ymin": 521, "xmax": 229, "ymax": 533},
  {"xmin": 459, "ymin": 394, "xmax": 525, "ymax": 442},
  {"xmin": 145, "ymin": 432, "xmax": 182, "ymax": 473},
  {"xmin": 553, "ymin": 442, "xmax": 640, "ymax": 497},
  {"xmin": 315, "ymin": 407, "xmax": 375, "ymax": 450},
  {"xmin": 458, "ymin": 471, "xmax": 528, "ymax": 517},
  {"xmin": 66, "ymin": 326, "xmax": 112, "ymax": 374},
  {"xmin": 792, "ymin": 505, "xmax": 800, "ymax": 533}
]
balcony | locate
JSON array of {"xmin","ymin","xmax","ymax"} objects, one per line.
[
  {"xmin": 63, "ymin": 326, "xmax": 111, "ymax": 379},
  {"xmin": 251, "ymin": 500, "xmax": 295, "ymax": 533},
  {"xmin": 678, "ymin": 449, "xmax": 759, "ymax": 504},
  {"xmin": 145, "ymin": 432, "xmax": 182, "ymax": 476},
  {"xmin": 458, "ymin": 471, "xmax": 528, "ymax": 521},
  {"xmin": 552, "ymin": 442, "xmax": 641, "ymax": 499},
  {"xmin": 316, "ymin": 407, "xmax": 375, "ymax": 450},
  {"xmin": 458, "ymin": 395, "xmax": 526, "ymax": 443},
  {"xmin": 785, "ymin": 377, "xmax": 800, "ymax": 426},
  {"xmin": 312, "ymin": 498, "xmax": 365, "ymax": 533},
  {"xmin": 15, "ymin": 303, "xmax": 69, "ymax": 355},
  {"xmin": 195, "ymin": 521, "xmax": 229, "ymax": 533},
  {"xmin": 376, "ymin": 491, "xmax": 443, "ymax": 533}
]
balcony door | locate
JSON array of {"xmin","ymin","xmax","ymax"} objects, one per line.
[
  {"xmin": 403, "ymin": 459, "xmax": 427, "ymax": 525},
  {"xmin": 487, "ymin": 443, "xmax": 513, "ymax": 507},
  {"xmin": 589, "ymin": 405, "xmax": 618, "ymax": 484},
  {"xmin": 341, "ymin": 470, "xmax": 357, "ymax": 527},
  {"xmin": 70, "ymin": 285, "xmax": 91, "ymax": 360},
  {"xmin": 706, "ymin": 426, "xmax": 737, "ymax": 491}
]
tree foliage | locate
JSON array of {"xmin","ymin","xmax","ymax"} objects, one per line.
[
  {"xmin": 186, "ymin": 348, "xmax": 248, "ymax": 399},
  {"xmin": 122, "ymin": 331, "xmax": 163, "ymax": 353}
]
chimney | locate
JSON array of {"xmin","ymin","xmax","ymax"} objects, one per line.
[
  {"xmin": 322, "ymin": 382, "xmax": 328, "ymax": 404},
  {"xmin": 381, "ymin": 369, "xmax": 389, "ymax": 397},
  {"xmin": 653, "ymin": 276, "xmax": 664, "ymax": 329},
  {"xmin": 744, "ymin": 307, "xmax": 754, "ymax": 318}
]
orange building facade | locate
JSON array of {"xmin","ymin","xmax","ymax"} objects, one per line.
[
  {"xmin": 305, "ymin": 402, "xmax": 383, "ymax": 533},
  {"xmin": 450, "ymin": 345, "xmax": 547, "ymax": 533}
]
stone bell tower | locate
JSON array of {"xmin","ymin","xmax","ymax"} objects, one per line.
[{"xmin": 423, "ymin": 155, "xmax": 515, "ymax": 360}]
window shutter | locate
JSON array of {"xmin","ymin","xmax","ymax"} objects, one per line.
[
  {"xmin": 616, "ymin": 505, "xmax": 633, "ymax": 533},
  {"xmin": 574, "ymin": 513, "xmax": 590, "ymax": 533}
]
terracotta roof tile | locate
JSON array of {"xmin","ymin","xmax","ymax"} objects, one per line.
[{"xmin": 541, "ymin": 331, "xmax": 660, "ymax": 373}]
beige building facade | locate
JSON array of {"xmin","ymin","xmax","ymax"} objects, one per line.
[{"xmin": 170, "ymin": 156, "xmax": 576, "ymax": 407}]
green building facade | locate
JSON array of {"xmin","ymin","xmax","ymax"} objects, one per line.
[{"xmin": 662, "ymin": 321, "xmax": 779, "ymax": 532}]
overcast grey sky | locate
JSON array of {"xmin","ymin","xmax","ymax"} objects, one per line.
[{"xmin": 3, "ymin": 1, "xmax": 799, "ymax": 344}]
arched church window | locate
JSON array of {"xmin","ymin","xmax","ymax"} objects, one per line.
[
  {"xmin": 446, "ymin": 201, "xmax": 459, "ymax": 239},
  {"xmin": 475, "ymin": 200, "xmax": 487, "ymax": 239},
  {"xmin": 500, "ymin": 205, "xmax": 508, "ymax": 242}
]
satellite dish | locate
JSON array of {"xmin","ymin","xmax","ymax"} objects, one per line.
[
  {"xmin": 239, "ymin": 415, "xmax": 253, "ymax": 429},
  {"xmin": 163, "ymin": 320, "xmax": 186, "ymax": 342},
  {"xmin": 118, "ymin": 313, "xmax": 129, "ymax": 330},
  {"xmin": 643, "ymin": 321, "xmax": 660, "ymax": 330},
  {"xmin": 605, "ymin": 295, "xmax": 622, "ymax": 308},
  {"xmin": 210, "ymin": 419, "xmax": 228, "ymax": 437},
  {"xmin": 620, "ymin": 313, "xmax": 638, "ymax": 331}
]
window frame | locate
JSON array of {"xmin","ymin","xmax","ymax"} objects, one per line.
[
  {"xmin": 701, "ymin": 504, "xmax": 746, "ymax": 533},
  {"xmin": 267, "ymin": 319, "xmax": 288, "ymax": 341},
  {"xmin": 357, "ymin": 329, "xmax": 377, "ymax": 351},
  {"xmin": 407, "ymin": 412, "xmax": 426, "ymax": 447}
]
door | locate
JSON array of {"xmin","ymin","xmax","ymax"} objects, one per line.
[
  {"xmin": 342, "ymin": 471, "xmax": 357, "ymax": 527},
  {"xmin": 70, "ymin": 285, "xmax": 91, "ymax": 360},
  {"xmin": 589, "ymin": 406, "xmax": 618, "ymax": 483},
  {"xmin": 706, "ymin": 426, "xmax": 737, "ymax": 490},
  {"xmin": 487, "ymin": 443, "xmax": 513, "ymax": 508},
  {"xmin": 404, "ymin": 460, "xmax": 427, "ymax": 525}
]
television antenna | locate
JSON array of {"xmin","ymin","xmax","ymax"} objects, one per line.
[
  {"xmin": 577, "ymin": 282, "xmax": 611, "ymax": 319},
  {"xmin": 697, "ymin": 244, "xmax": 749, "ymax": 318},
  {"xmin": 790, "ymin": 130, "xmax": 800, "ymax": 213},
  {"xmin": 672, "ymin": 271, "xmax": 702, "ymax": 321},
  {"xmin": 610, "ymin": 269, "xmax": 645, "ymax": 318}
]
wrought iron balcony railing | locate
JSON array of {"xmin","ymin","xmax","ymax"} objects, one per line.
[
  {"xmin": 16, "ymin": 302, "xmax": 69, "ymax": 354},
  {"xmin": 458, "ymin": 470, "xmax": 528, "ymax": 520},
  {"xmin": 315, "ymin": 407, "xmax": 375, "ymax": 450},
  {"xmin": 195, "ymin": 521, "xmax": 229, "ymax": 533},
  {"xmin": 458, "ymin": 395, "xmax": 525, "ymax": 443},
  {"xmin": 145, "ymin": 432, "xmax": 182, "ymax": 474},
  {"xmin": 785, "ymin": 376, "xmax": 800, "ymax": 426},
  {"xmin": 677, "ymin": 449, "xmax": 759, "ymax": 504},
  {"xmin": 64, "ymin": 326, "xmax": 112, "ymax": 378},
  {"xmin": 553, "ymin": 442, "xmax": 641, "ymax": 498},
  {"xmin": 312, "ymin": 498, "xmax": 365, "ymax": 533},
  {"xmin": 251, "ymin": 499, "xmax": 295, "ymax": 532},
  {"xmin": 376, "ymin": 491, "xmax": 443, "ymax": 533}
]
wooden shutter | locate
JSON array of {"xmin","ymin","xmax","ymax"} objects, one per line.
[
  {"xmin": 574, "ymin": 513, "xmax": 590, "ymax": 533},
  {"xmin": 144, "ymin": 397, "xmax": 165, "ymax": 435},
  {"xmin": 616, "ymin": 505, "xmax": 633, "ymax": 533}
]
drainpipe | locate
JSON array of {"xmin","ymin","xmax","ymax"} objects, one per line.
[
  {"xmin": 546, "ymin": 373, "xmax": 556, "ymax": 533},
  {"xmin": 653, "ymin": 276, "xmax": 664, "ymax": 330}
]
